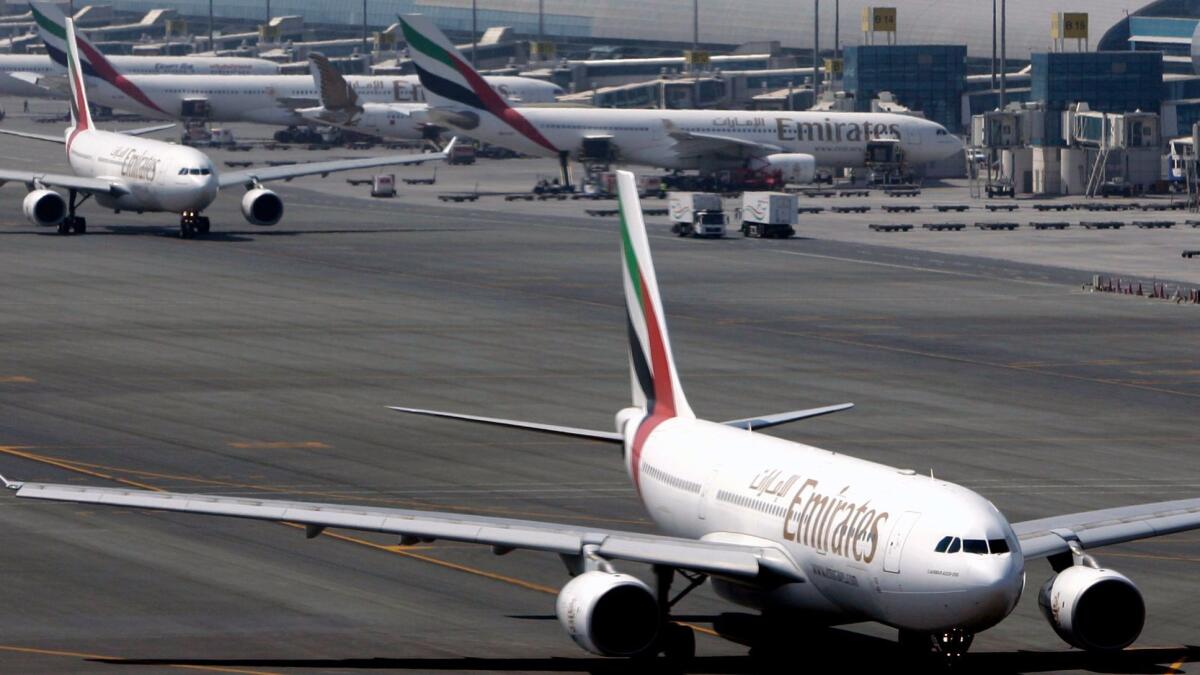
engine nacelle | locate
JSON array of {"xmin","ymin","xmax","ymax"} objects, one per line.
[
  {"xmin": 22, "ymin": 189, "xmax": 66, "ymax": 226},
  {"xmin": 555, "ymin": 571, "xmax": 659, "ymax": 656},
  {"xmin": 1038, "ymin": 565, "xmax": 1145, "ymax": 651},
  {"xmin": 752, "ymin": 153, "xmax": 817, "ymax": 184},
  {"xmin": 240, "ymin": 188, "xmax": 283, "ymax": 226}
]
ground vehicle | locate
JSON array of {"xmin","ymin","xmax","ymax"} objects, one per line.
[
  {"xmin": 668, "ymin": 192, "xmax": 726, "ymax": 237},
  {"xmin": 739, "ymin": 192, "xmax": 797, "ymax": 238},
  {"xmin": 371, "ymin": 174, "xmax": 396, "ymax": 198},
  {"xmin": 448, "ymin": 143, "xmax": 476, "ymax": 165},
  {"xmin": 986, "ymin": 178, "xmax": 1014, "ymax": 198}
]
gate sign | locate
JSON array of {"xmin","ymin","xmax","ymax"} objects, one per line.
[
  {"xmin": 861, "ymin": 7, "xmax": 897, "ymax": 33},
  {"xmin": 1051, "ymin": 12, "xmax": 1088, "ymax": 39}
]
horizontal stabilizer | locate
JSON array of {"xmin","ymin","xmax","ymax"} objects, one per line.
[
  {"xmin": 388, "ymin": 406, "xmax": 622, "ymax": 443},
  {"xmin": 120, "ymin": 123, "xmax": 176, "ymax": 137},
  {"xmin": 723, "ymin": 403, "xmax": 854, "ymax": 431},
  {"xmin": 0, "ymin": 128, "xmax": 64, "ymax": 144}
]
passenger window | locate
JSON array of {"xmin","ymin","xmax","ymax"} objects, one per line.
[
  {"xmin": 947, "ymin": 537, "xmax": 961, "ymax": 553},
  {"xmin": 935, "ymin": 536, "xmax": 952, "ymax": 553},
  {"xmin": 988, "ymin": 538, "xmax": 1010, "ymax": 554},
  {"xmin": 963, "ymin": 539, "xmax": 988, "ymax": 554}
]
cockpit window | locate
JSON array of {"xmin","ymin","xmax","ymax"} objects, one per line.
[
  {"xmin": 988, "ymin": 538, "xmax": 1010, "ymax": 554},
  {"xmin": 936, "ymin": 129, "xmax": 948, "ymax": 136},
  {"xmin": 963, "ymin": 539, "xmax": 988, "ymax": 554},
  {"xmin": 200, "ymin": 168, "xmax": 211, "ymax": 175},
  {"xmin": 946, "ymin": 537, "xmax": 961, "ymax": 553},
  {"xmin": 189, "ymin": 168, "xmax": 201, "ymax": 175},
  {"xmin": 178, "ymin": 168, "xmax": 187, "ymax": 175},
  {"xmin": 935, "ymin": 536, "xmax": 952, "ymax": 553}
]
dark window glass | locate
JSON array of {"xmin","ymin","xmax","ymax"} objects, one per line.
[
  {"xmin": 947, "ymin": 537, "xmax": 961, "ymax": 553},
  {"xmin": 988, "ymin": 538, "xmax": 1010, "ymax": 554},
  {"xmin": 963, "ymin": 539, "xmax": 988, "ymax": 554},
  {"xmin": 935, "ymin": 536, "xmax": 952, "ymax": 553}
]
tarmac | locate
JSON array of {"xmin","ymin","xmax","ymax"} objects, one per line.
[{"xmin": 0, "ymin": 100, "xmax": 1197, "ymax": 673}]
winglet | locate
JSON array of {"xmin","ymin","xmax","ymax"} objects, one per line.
[
  {"xmin": 441, "ymin": 136, "xmax": 458, "ymax": 154},
  {"xmin": 0, "ymin": 474, "xmax": 22, "ymax": 490}
]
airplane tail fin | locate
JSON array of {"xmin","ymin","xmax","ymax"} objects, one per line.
[
  {"xmin": 616, "ymin": 171, "xmax": 694, "ymax": 420},
  {"xmin": 309, "ymin": 52, "xmax": 359, "ymax": 112},
  {"xmin": 398, "ymin": 14, "xmax": 498, "ymax": 112},
  {"xmin": 62, "ymin": 17, "xmax": 93, "ymax": 137}
]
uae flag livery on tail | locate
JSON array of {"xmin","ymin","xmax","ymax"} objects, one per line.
[
  {"xmin": 398, "ymin": 15, "xmax": 557, "ymax": 153},
  {"xmin": 615, "ymin": 171, "xmax": 694, "ymax": 490}
]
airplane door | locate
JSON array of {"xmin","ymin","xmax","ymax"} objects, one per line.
[
  {"xmin": 697, "ymin": 467, "xmax": 719, "ymax": 520},
  {"xmin": 882, "ymin": 511, "xmax": 921, "ymax": 573}
]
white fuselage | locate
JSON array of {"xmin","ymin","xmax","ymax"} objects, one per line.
[
  {"xmin": 66, "ymin": 128, "xmax": 218, "ymax": 213},
  {"xmin": 300, "ymin": 102, "xmax": 433, "ymax": 140},
  {"xmin": 84, "ymin": 73, "xmax": 563, "ymax": 126},
  {"xmin": 433, "ymin": 107, "xmax": 963, "ymax": 171},
  {"xmin": 0, "ymin": 53, "xmax": 279, "ymax": 96},
  {"xmin": 626, "ymin": 414, "xmax": 1025, "ymax": 631}
]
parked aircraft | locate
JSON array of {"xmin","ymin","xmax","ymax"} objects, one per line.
[
  {"xmin": 399, "ymin": 15, "xmax": 962, "ymax": 183},
  {"xmin": 297, "ymin": 52, "xmax": 434, "ymax": 140},
  {"xmin": 0, "ymin": 19, "xmax": 449, "ymax": 239},
  {"xmin": 4, "ymin": 166, "xmax": 1197, "ymax": 662},
  {"xmin": 31, "ymin": 2, "xmax": 562, "ymax": 126}
]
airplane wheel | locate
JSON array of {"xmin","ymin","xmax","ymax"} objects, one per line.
[
  {"xmin": 179, "ymin": 221, "xmax": 195, "ymax": 239},
  {"xmin": 197, "ymin": 217, "xmax": 210, "ymax": 234},
  {"xmin": 56, "ymin": 221, "xmax": 71, "ymax": 235},
  {"xmin": 72, "ymin": 217, "xmax": 86, "ymax": 234},
  {"xmin": 661, "ymin": 623, "xmax": 695, "ymax": 662}
]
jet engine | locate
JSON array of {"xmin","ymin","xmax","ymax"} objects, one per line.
[
  {"xmin": 752, "ymin": 153, "xmax": 817, "ymax": 184},
  {"xmin": 1038, "ymin": 565, "xmax": 1145, "ymax": 651},
  {"xmin": 240, "ymin": 188, "xmax": 283, "ymax": 226},
  {"xmin": 22, "ymin": 189, "xmax": 66, "ymax": 226},
  {"xmin": 555, "ymin": 571, "xmax": 659, "ymax": 656}
]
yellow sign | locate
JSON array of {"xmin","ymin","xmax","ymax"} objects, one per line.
[
  {"xmin": 530, "ymin": 41, "xmax": 556, "ymax": 59},
  {"xmin": 824, "ymin": 58, "xmax": 844, "ymax": 76},
  {"xmin": 1052, "ymin": 12, "xmax": 1088, "ymax": 39},
  {"xmin": 861, "ymin": 7, "xmax": 897, "ymax": 33},
  {"xmin": 684, "ymin": 50, "xmax": 710, "ymax": 66}
]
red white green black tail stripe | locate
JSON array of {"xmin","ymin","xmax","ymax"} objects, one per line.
[
  {"xmin": 62, "ymin": 17, "xmax": 93, "ymax": 151},
  {"xmin": 616, "ymin": 171, "xmax": 694, "ymax": 490},
  {"xmin": 31, "ymin": 2, "xmax": 166, "ymax": 117},
  {"xmin": 398, "ymin": 15, "xmax": 557, "ymax": 154}
]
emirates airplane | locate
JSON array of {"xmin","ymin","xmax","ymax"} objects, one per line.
[
  {"xmin": 399, "ymin": 15, "xmax": 963, "ymax": 183},
  {"xmin": 30, "ymin": 2, "xmax": 562, "ymax": 127},
  {"xmin": 0, "ymin": 52, "xmax": 279, "ymax": 98},
  {"xmin": 4, "ymin": 165, "xmax": 1200, "ymax": 662},
  {"xmin": 0, "ymin": 19, "xmax": 449, "ymax": 238}
]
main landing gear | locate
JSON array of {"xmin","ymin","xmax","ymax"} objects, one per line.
[
  {"xmin": 57, "ymin": 188, "xmax": 88, "ymax": 235},
  {"xmin": 645, "ymin": 565, "xmax": 706, "ymax": 663},
  {"xmin": 899, "ymin": 627, "xmax": 974, "ymax": 664},
  {"xmin": 179, "ymin": 210, "xmax": 210, "ymax": 239}
]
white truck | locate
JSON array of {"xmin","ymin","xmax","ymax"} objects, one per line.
[
  {"xmin": 739, "ymin": 192, "xmax": 797, "ymax": 238},
  {"xmin": 668, "ymin": 192, "xmax": 727, "ymax": 238}
]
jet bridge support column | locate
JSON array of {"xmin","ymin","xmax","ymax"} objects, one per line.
[{"xmin": 557, "ymin": 151, "xmax": 573, "ymax": 190}]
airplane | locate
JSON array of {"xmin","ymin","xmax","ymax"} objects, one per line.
[
  {"xmin": 399, "ymin": 15, "xmax": 963, "ymax": 185},
  {"xmin": 0, "ymin": 18, "xmax": 451, "ymax": 239},
  {"xmin": 4, "ymin": 165, "xmax": 1200, "ymax": 662},
  {"xmin": 297, "ymin": 52, "xmax": 436, "ymax": 141},
  {"xmin": 30, "ymin": 2, "xmax": 563, "ymax": 127},
  {"xmin": 0, "ymin": 52, "xmax": 280, "ymax": 98}
]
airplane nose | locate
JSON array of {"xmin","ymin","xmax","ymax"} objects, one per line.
[{"xmin": 966, "ymin": 556, "xmax": 1024, "ymax": 628}]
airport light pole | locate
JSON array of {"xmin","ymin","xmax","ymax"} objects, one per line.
[
  {"xmin": 999, "ymin": 0, "xmax": 1006, "ymax": 108},
  {"xmin": 991, "ymin": 0, "xmax": 996, "ymax": 90},
  {"xmin": 834, "ymin": 0, "xmax": 839, "ymax": 60},
  {"xmin": 538, "ymin": 0, "xmax": 544, "ymax": 45},
  {"xmin": 208, "ymin": 0, "xmax": 213, "ymax": 53},
  {"xmin": 362, "ymin": 0, "xmax": 368, "ymax": 56},
  {"xmin": 813, "ymin": 0, "xmax": 821, "ymax": 89},
  {"xmin": 471, "ymin": 0, "xmax": 478, "ymax": 68}
]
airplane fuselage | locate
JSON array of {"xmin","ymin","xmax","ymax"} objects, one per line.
[
  {"xmin": 300, "ymin": 102, "xmax": 432, "ymax": 140},
  {"xmin": 627, "ymin": 414, "xmax": 1025, "ymax": 632},
  {"xmin": 0, "ymin": 53, "xmax": 279, "ymax": 96},
  {"xmin": 84, "ymin": 73, "xmax": 563, "ymax": 126},
  {"xmin": 432, "ymin": 107, "xmax": 963, "ymax": 171},
  {"xmin": 66, "ymin": 128, "xmax": 218, "ymax": 213}
]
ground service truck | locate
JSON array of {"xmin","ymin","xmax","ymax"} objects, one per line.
[
  {"xmin": 668, "ymin": 192, "xmax": 727, "ymax": 238},
  {"xmin": 739, "ymin": 192, "xmax": 797, "ymax": 238}
]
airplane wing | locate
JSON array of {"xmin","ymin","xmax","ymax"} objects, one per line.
[
  {"xmin": 721, "ymin": 403, "xmax": 854, "ymax": 431},
  {"xmin": 0, "ymin": 476, "xmax": 803, "ymax": 582},
  {"xmin": 0, "ymin": 168, "xmax": 125, "ymax": 195},
  {"xmin": 219, "ymin": 141, "xmax": 453, "ymax": 189},
  {"xmin": 662, "ymin": 119, "xmax": 781, "ymax": 160},
  {"xmin": 1013, "ymin": 497, "xmax": 1200, "ymax": 560}
]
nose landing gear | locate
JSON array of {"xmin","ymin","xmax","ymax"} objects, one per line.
[
  {"xmin": 899, "ymin": 628, "xmax": 974, "ymax": 664},
  {"xmin": 179, "ymin": 211, "xmax": 211, "ymax": 239}
]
